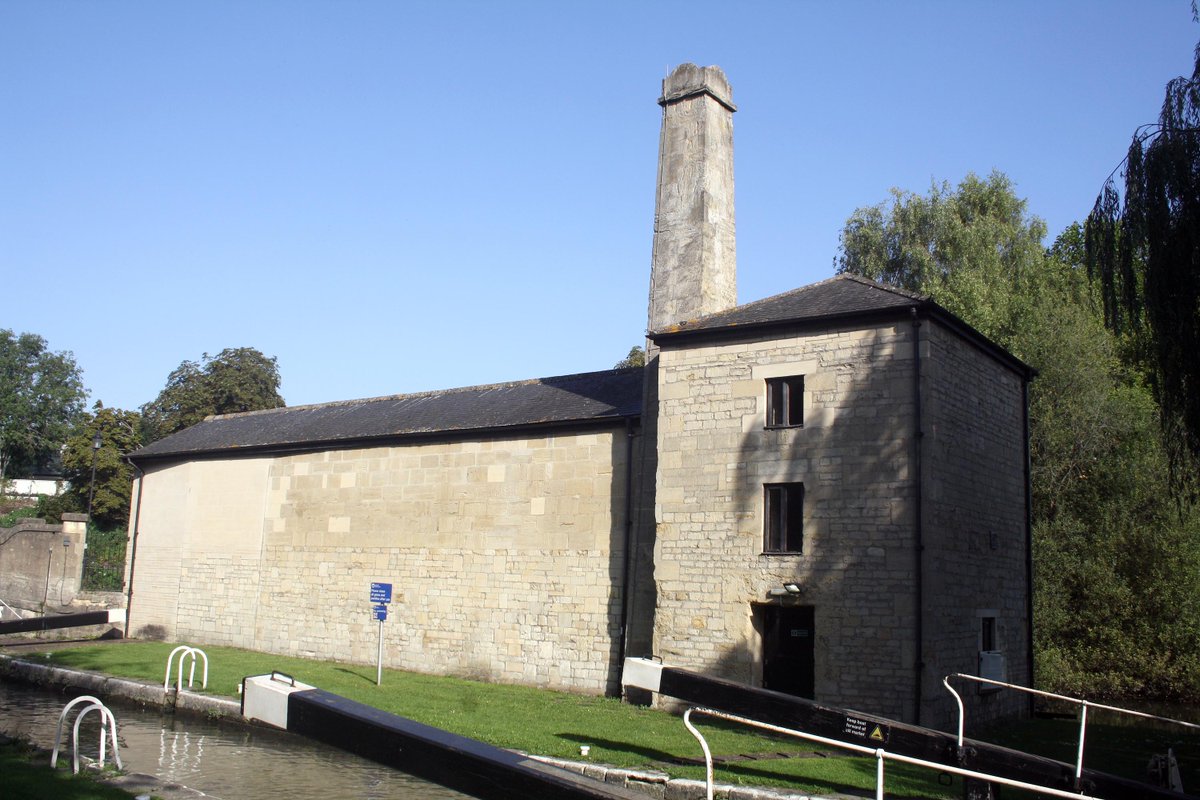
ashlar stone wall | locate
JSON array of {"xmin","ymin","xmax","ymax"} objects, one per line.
[
  {"xmin": 653, "ymin": 321, "xmax": 919, "ymax": 720},
  {"xmin": 919, "ymin": 322, "xmax": 1030, "ymax": 729},
  {"xmin": 126, "ymin": 427, "xmax": 633, "ymax": 694},
  {"xmin": 652, "ymin": 316, "xmax": 1029, "ymax": 727}
]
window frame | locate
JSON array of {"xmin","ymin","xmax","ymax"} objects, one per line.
[
  {"xmin": 765, "ymin": 376, "xmax": 804, "ymax": 429},
  {"xmin": 763, "ymin": 482, "xmax": 804, "ymax": 554}
]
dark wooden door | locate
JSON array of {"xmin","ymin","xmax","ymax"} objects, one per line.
[{"xmin": 762, "ymin": 605, "xmax": 815, "ymax": 699}]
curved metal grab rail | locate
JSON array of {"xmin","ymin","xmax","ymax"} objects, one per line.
[
  {"xmin": 165, "ymin": 645, "xmax": 209, "ymax": 691},
  {"xmin": 681, "ymin": 709, "xmax": 715, "ymax": 800},
  {"xmin": 50, "ymin": 695, "xmax": 122, "ymax": 774}
]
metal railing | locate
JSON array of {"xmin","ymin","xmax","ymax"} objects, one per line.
[
  {"xmin": 943, "ymin": 673, "xmax": 1200, "ymax": 784},
  {"xmin": 681, "ymin": 705, "xmax": 1101, "ymax": 800},
  {"xmin": 165, "ymin": 645, "xmax": 209, "ymax": 691},
  {"xmin": 50, "ymin": 695, "xmax": 122, "ymax": 774}
]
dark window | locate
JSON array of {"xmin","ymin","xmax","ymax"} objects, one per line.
[
  {"xmin": 766, "ymin": 376, "xmax": 804, "ymax": 428},
  {"xmin": 764, "ymin": 483, "xmax": 804, "ymax": 553},
  {"xmin": 981, "ymin": 616, "xmax": 997, "ymax": 652}
]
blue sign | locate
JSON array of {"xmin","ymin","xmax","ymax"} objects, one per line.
[
  {"xmin": 373, "ymin": 604, "xmax": 388, "ymax": 622},
  {"xmin": 370, "ymin": 582, "xmax": 392, "ymax": 604}
]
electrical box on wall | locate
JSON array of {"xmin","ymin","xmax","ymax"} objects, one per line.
[{"xmin": 979, "ymin": 651, "xmax": 1007, "ymax": 686}]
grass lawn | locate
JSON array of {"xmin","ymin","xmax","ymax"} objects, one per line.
[
  {"xmin": 0, "ymin": 739, "xmax": 143, "ymax": 800},
  {"xmin": 29, "ymin": 640, "xmax": 959, "ymax": 798}
]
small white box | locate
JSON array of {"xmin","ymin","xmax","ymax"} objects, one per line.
[{"xmin": 242, "ymin": 673, "xmax": 315, "ymax": 729}]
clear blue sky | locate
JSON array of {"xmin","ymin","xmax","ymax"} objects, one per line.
[{"xmin": 2, "ymin": 1, "xmax": 1195, "ymax": 412}]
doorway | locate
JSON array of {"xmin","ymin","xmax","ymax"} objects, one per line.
[{"xmin": 761, "ymin": 605, "xmax": 815, "ymax": 699}]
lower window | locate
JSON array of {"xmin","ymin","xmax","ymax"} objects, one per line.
[{"xmin": 764, "ymin": 483, "xmax": 803, "ymax": 553}]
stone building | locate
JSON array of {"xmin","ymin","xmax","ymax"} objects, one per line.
[{"xmin": 124, "ymin": 64, "xmax": 1032, "ymax": 729}]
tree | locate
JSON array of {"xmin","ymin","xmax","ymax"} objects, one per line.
[
  {"xmin": 614, "ymin": 346, "xmax": 646, "ymax": 369},
  {"xmin": 838, "ymin": 179, "xmax": 1200, "ymax": 700},
  {"xmin": 1085, "ymin": 37, "xmax": 1200, "ymax": 470},
  {"xmin": 141, "ymin": 347, "xmax": 284, "ymax": 442},
  {"xmin": 0, "ymin": 330, "xmax": 86, "ymax": 485},
  {"xmin": 60, "ymin": 404, "xmax": 142, "ymax": 528},
  {"xmin": 836, "ymin": 171, "xmax": 1048, "ymax": 345}
]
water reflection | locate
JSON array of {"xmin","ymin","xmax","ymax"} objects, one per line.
[{"xmin": 0, "ymin": 680, "xmax": 470, "ymax": 799}]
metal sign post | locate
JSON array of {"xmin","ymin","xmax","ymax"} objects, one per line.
[
  {"xmin": 373, "ymin": 604, "xmax": 388, "ymax": 685},
  {"xmin": 370, "ymin": 583, "xmax": 392, "ymax": 686}
]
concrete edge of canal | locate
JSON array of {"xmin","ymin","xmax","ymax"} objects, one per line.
[{"xmin": 0, "ymin": 653, "xmax": 827, "ymax": 800}]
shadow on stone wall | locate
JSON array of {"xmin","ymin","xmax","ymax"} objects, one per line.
[{"xmin": 715, "ymin": 324, "xmax": 922, "ymax": 723}]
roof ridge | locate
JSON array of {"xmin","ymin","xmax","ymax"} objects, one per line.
[
  {"xmin": 837, "ymin": 271, "xmax": 929, "ymax": 301},
  {"xmin": 203, "ymin": 366, "xmax": 642, "ymax": 423},
  {"xmin": 654, "ymin": 273, "xmax": 926, "ymax": 334}
]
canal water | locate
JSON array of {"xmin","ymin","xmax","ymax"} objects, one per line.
[{"xmin": 0, "ymin": 680, "xmax": 470, "ymax": 799}]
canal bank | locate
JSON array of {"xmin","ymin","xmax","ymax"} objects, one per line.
[
  {"xmin": 0, "ymin": 678, "xmax": 468, "ymax": 800},
  {"xmin": 1, "ymin": 730, "xmax": 215, "ymax": 800},
  {"xmin": 0, "ymin": 651, "xmax": 826, "ymax": 800}
]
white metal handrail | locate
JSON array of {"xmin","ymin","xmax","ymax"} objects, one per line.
[
  {"xmin": 681, "ymin": 705, "xmax": 1100, "ymax": 800},
  {"xmin": 0, "ymin": 595, "xmax": 20, "ymax": 619},
  {"xmin": 943, "ymin": 673, "xmax": 1200, "ymax": 783},
  {"xmin": 165, "ymin": 645, "xmax": 209, "ymax": 691},
  {"xmin": 50, "ymin": 695, "xmax": 122, "ymax": 774}
]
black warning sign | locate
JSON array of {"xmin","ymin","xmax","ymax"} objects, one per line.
[{"xmin": 843, "ymin": 715, "xmax": 890, "ymax": 745}]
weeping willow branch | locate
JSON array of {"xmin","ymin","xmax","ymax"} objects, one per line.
[{"xmin": 1085, "ymin": 41, "xmax": 1200, "ymax": 484}]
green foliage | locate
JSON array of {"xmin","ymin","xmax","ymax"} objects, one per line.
[
  {"xmin": 60, "ymin": 404, "xmax": 141, "ymax": 529},
  {"xmin": 140, "ymin": 347, "xmax": 284, "ymax": 443},
  {"xmin": 614, "ymin": 345, "xmax": 646, "ymax": 369},
  {"xmin": 33, "ymin": 492, "xmax": 81, "ymax": 525},
  {"xmin": 0, "ymin": 503, "xmax": 39, "ymax": 528},
  {"xmin": 1035, "ymin": 509, "xmax": 1200, "ymax": 702},
  {"xmin": 838, "ymin": 176, "xmax": 1200, "ymax": 702},
  {"xmin": 81, "ymin": 524, "xmax": 127, "ymax": 591},
  {"xmin": 0, "ymin": 329, "xmax": 86, "ymax": 485},
  {"xmin": 836, "ymin": 171, "xmax": 1048, "ymax": 344},
  {"xmin": 1085, "ymin": 39, "xmax": 1200, "ymax": 472}
]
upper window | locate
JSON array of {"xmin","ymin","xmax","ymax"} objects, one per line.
[
  {"xmin": 766, "ymin": 376, "xmax": 804, "ymax": 428},
  {"xmin": 764, "ymin": 483, "xmax": 804, "ymax": 554}
]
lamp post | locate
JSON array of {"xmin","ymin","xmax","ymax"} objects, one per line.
[{"xmin": 87, "ymin": 432, "xmax": 101, "ymax": 519}]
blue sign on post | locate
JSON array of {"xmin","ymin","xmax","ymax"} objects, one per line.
[
  {"xmin": 370, "ymin": 582, "xmax": 392, "ymax": 604},
  {"xmin": 369, "ymin": 582, "xmax": 393, "ymax": 686}
]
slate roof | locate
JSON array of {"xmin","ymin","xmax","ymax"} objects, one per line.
[
  {"xmin": 650, "ymin": 273, "xmax": 1031, "ymax": 377},
  {"xmin": 651, "ymin": 273, "xmax": 928, "ymax": 338},
  {"xmin": 129, "ymin": 368, "xmax": 644, "ymax": 463},
  {"xmin": 130, "ymin": 275, "xmax": 1029, "ymax": 463}
]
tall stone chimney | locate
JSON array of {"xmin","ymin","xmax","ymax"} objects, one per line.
[
  {"xmin": 624, "ymin": 66, "xmax": 738, "ymax": 682},
  {"xmin": 646, "ymin": 63, "xmax": 737, "ymax": 336}
]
